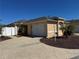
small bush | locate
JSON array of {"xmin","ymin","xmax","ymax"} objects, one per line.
[{"xmin": 63, "ymin": 25, "xmax": 75, "ymax": 38}]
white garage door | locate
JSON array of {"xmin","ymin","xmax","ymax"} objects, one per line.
[{"xmin": 32, "ymin": 24, "xmax": 46, "ymax": 36}]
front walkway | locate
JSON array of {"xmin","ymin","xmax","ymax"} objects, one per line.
[{"xmin": 0, "ymin": 36, "xmax": 79, "ymax": 59}]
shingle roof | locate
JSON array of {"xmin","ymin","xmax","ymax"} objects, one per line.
[
  {"xmin": 7, "ymin": 16, "xmax": 64, "ymax": 26},
  {"xmin": 26, "ymin": 16, "xmax": 64, "ymax": 22}
]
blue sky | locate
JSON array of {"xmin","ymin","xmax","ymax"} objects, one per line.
[{"xmin": 0, "ymin": 0, "xmax": 79, "ymax": 24}]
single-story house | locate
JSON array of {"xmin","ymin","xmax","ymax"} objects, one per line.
[{"xmin": 8, "ymin": 16, "xmax": 64, "ymax": 38}]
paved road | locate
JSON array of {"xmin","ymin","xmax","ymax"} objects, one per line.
[{"xmin": 0, "ymin": 36, "xmax": 79, "ymax": 59}]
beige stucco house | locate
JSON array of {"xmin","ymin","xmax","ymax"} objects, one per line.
[
  {"xmin": 17, "ymin": 16, "xmax": 64, "ymax": 38},
  {"xmin": 8, "ymin": 16, "xmax": 64, "ymax": 38}
]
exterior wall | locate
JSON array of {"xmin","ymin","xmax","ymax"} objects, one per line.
[
  {"xmin": 58, "ymin": 24, "xmax": 63, "ymax": 36},
  {"xmin": 47, "ymin": 21, "xmax": 64, "ymax": 38},
  {"xmin": 47, "ymin": 23, "xmax": 57, "ymax": 38},
  {"xmin": 58, "ymin": 21, "xmax": 64, "ymax": 36}
]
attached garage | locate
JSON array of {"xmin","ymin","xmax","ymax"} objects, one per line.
[{"xmin": 32, "ymin": 24, "xmax": 47, "ymax": 37}]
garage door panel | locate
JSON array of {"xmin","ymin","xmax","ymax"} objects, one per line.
[{"xmin": 32, "ymin": 24, "xmax": 46, "ymax": 36}]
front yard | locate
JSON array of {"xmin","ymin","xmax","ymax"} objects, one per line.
[{"xmin": 0, "ymin": 36, "xmax": 79, "ymax": 59}]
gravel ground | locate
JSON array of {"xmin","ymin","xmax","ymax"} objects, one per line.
[{"xmin": 0, "ymin": 36, "xmax": 79, "ymax": 59}]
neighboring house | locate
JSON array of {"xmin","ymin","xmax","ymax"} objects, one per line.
[
  {"xmin": 8, "ymin": 16, "xmax": 64, "ymax": 38},
  {"xmin": 67, "ymin": 19, "xmax": 79, "ymax": 33}
]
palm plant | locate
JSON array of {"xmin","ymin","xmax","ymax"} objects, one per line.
[{"xmin": 61, "ymin": 24, "xmax": 75, "ymax": 38}]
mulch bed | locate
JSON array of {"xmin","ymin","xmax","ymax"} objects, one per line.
[
  {"xmin": 40, "ymin": 36, "xmax": 79, "ymax": 49},
  {"xmin": 0, "ymin": 36, "xmax": 11, "ymax": 42}
]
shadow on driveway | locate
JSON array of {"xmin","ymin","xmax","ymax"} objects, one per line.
[
  {"xmin": 40, "ymin": 36, "xmax": 79, "ymax": 49},
  {"xmin": 70, "ymin": 55, "xmax": 79, "ymax": 59}
]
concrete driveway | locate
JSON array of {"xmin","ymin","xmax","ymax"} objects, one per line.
[{"xmin": 0, "ymin": 36, "xmax": 79, "ymax": 59}]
